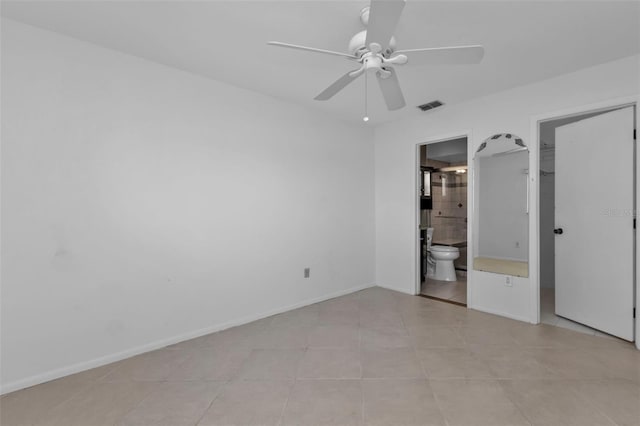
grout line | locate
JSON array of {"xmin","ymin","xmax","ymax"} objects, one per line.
[
  {"xmin": 275, "ymin": 347, "xmax": 303, "ymax": 426},
  {"xmin": 496, "ymin": 379, "xmax": 534, "ymax": 426},
  {"xmin": 25, "ymin": 378, "xmax": 104, "ymax": 425},
  {"xmin": 400, "ymin": 303, "xmax": 452, "ymax": 426},
  {"xmin": 11, "ymin": 288, "xmax": 635, "ymax": 425},
  {"xmin": 358, "ymin": 301, "xmax": 365, "ymax": 425},
  {"xmin": 193, "ymin": 378, "xmax": 230, "ymax": 426},
  {"xmin": 360, "ymin": 374, "xmax": 365, "ymax": 426}
]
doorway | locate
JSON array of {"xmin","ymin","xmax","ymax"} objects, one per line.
[
  {"xmin": 418, "ymin": 137, "xmax": 468, "ymax": 306},
  {"xmin": 538, "ymin": 104, "xmax": 636, "ymax": 341}
]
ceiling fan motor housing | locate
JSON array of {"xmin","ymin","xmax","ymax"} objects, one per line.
[{"xmin": 348, "ymin": 30, "xmax": 396, "ymax": 57}]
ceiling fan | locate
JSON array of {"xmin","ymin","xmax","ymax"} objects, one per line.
[{"xmin": 268, "ymin": 0, "xmax": 484, "ymax": 115}]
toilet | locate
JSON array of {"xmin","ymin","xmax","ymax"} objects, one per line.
[{"xmin": 426, "ymin": 228, "xmax": 460, "ymax": 281}]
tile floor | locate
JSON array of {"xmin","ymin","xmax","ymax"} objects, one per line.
[
  {"xmin": 421, "ymin": 275, "xmax": 467, "ymax": 305},
  {"xmin": 2, "ymin": 287, "xmax": 639, "ymax": 426}
]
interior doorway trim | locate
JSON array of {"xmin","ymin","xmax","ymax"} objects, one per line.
[
  {"xmin": 529, "ymin": 95, "xmax": 639, "ymax": 349},
  {"xmin": 415, "ymin": 130, "xmax": 473, "ymax": 306}
]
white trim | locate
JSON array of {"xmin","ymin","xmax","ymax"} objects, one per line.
[
  {"xmin": 414, "ymin": 130, "xmax": 472, "ymax": 304},
  {"xmin": 376, "ymin": 282, "xmax": 414, "ymax": 295},
  {"xmin": 466, "ymin": 130, "xmax": 475, "ymax": 308},
  {"xmin": 636, "ymin": 103, "xmax": 639, "ymax": 351},
  {"xmin": 471, "ymin": 305, "xmax": 531, "ymax": 324},
  {"xmin": 529, "ymin": 95, "xmax": 639, "ymax": 347},
  {"xmin": 0, "ymin": 282, "xmax": 375, "ymax": 395},
  {"xmin": 529, "ymin": 122, "xmax": 541, "ymax": 325}
]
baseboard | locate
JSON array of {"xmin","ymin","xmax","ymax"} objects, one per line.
[
  {"xmin": 376, "ymin": 283, "xmax": 415, "ymax": 296},
  {"xmin": 0, "ymin": 282, "xmax": 376, "ymax": 395},
  {"xmin": 468, "ymin": 304, "xmax": 531, "ymax": 323}
]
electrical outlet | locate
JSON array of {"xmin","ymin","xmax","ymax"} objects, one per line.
[
  {"xmin": 304, "ymin": 268, "xmax": 310, "ymax": 278},
  {"xmin": 505, "ymin": 276, "xmax": 513, "ymax": 287}
]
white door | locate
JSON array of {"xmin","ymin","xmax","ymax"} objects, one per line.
[{"xmin": 555, "ymin": 106, "xmax": 635, "ymax": 341}]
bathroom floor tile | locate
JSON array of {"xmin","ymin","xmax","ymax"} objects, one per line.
[{"xmin": 421, "ymin": 277, "xmax": 467, "ymax": 305}]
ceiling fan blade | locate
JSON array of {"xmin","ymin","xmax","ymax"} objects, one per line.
[
  {"xmin": 376, "ymin": 68, "xmax": 406, "ymax": 111},
  {"xmin": 365, "ymin": 0, "xmax": 406, "ymax": 50},
  {"xmin": 314, "ymin": 70, "xmax": 362, "ymax": 101},
  {"xmin": 395, "ymin": 45, "xmax": 485, "ymax": 65},
  {"xmin": 268, "ymin": 42, "xmax": 357, "ymax": 59}
]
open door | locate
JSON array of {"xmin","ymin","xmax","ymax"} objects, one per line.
[{"xmin": 555, "ymin": 106, "xmax": 635, "ymax": 341}]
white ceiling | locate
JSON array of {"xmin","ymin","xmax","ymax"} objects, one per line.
[{"xmin": 2, "ymin": 1, "xmax": 639, "ymax": 125}]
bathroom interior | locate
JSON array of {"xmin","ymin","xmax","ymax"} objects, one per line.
[{"xmin": 419, "ymin": 137, "xmax": 468, "ymax": 305}]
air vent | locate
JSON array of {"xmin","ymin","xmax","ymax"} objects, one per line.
[{"xmin": 417, "ymin": 100, "xmax": 444, "ymax": 112}]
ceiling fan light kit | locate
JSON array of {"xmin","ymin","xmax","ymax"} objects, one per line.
[{"xmin": 268, "ymin": 0, "xmax": 484, "ymax": 118}]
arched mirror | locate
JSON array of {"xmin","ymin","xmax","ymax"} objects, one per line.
[{"xmin": 473, "ymin": 133, "xmax": 529, "ymax": 277}]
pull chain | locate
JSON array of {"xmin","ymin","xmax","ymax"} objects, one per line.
[{"xmin": 363, "ymin": 66, "xmax": 369, "ymax": 122}]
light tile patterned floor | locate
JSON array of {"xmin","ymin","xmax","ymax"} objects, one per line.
[
  {"xmin": 421, "ymin": 275, "xmax": 467, "ymax": 305},
  {"xmin": 1, "ymin": 287, "xmax": 639, "ymax": 426}
]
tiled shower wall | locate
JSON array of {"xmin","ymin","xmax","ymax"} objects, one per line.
[{"xmin": 431, "ymin": 171, "xmax": 467, "ymax": 242}]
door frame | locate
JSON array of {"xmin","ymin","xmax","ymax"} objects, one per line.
[
  {"xmin": 529, "ymin": 96, "xmax": 639, "ymax": 348},
  {"xmin": 414, "ymin": 130, "xmax": 473, "ymax": 305}
]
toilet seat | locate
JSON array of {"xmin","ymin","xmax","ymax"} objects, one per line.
[{"xmin": 430, "ymin": 245, "xmax": 459, "ymax": 253}]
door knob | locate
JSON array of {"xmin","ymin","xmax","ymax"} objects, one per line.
[{"xmin": 554, "ymin": 228, "xmax": 564, "ymax": 235}]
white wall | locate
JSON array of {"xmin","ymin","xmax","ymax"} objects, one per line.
[
  {"xmin": 0, "ymin": 19, "xmax": 375, "ymax": 393},
  {"xmin": 374, "ymin": 54, "xmax": 639, "ymax": 323}
]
